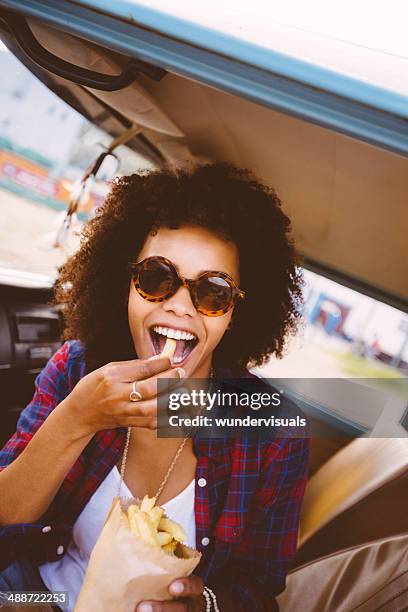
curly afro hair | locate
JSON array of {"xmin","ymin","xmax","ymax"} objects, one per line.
[{"xmin": 54, "ymin": 162, "xmax": 304, "ymax": 374}]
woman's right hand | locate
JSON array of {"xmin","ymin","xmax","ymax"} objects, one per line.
[{"xmin": 62, "ymin": 357, "xmax": 184, "ymax": 438}]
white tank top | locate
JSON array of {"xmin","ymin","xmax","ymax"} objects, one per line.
[{"xmin": 39, "ymin": 467, "xmax": 196, "ymax": 612}]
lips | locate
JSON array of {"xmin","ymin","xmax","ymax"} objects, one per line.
[{"xmin": 149, "ymin": 325, "xmax": 198, "ymax": 364}]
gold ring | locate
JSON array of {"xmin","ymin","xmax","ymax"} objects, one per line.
[{"xmin": 129, "ymin": 381, "xmax": 142, "ymax": 402}]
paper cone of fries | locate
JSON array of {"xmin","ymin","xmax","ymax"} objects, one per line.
[{"xmin": 75, "ymin": 496, "xmax": 201, "ymax": 612}]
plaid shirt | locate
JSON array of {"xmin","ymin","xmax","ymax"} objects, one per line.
[{"xmin": 0, "ymin": 341, "xmax": 309, "ymax": 611}]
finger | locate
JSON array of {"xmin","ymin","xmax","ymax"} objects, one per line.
[
  {"xmin": 123, "ymin": 397, "xmax": 158, "ymax": 420},
  {"xmin": 103, "ymin": 357, "xmax": 172, "ymax": 383},
  {"xmin": 169, "ymin": 576, "xmax": 204, "ymax": 598},
  {"xmin": 131, "ymin": 368, "xmax": 185, "ymax": 401},
  {"xmin": 136, "ymin": 601, "xmax": 188, "ymax": 612}
]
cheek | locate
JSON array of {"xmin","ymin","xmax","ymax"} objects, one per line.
[
  {"xmin": 205, "ymin": 313, "xmax": 232, "ymax": 347},
  {"xmin": 127, "ymin": 287, "xmax": 152, "ymax": 331}
]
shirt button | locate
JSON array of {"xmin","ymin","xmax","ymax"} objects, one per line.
[
  {"xmin": 56, "ymin": 545, "xmax": 65, "ymax": 555},
  {"xmin": 201, "ymin": 537, "xmax": 210, "ymax": 547},
  {"xmin": 197, "ymin": 478, "xmax": 207, "ymax": 488},
  {"xmin": 42, "ymin": 526, "xmax": 52, "ymax": 533}
]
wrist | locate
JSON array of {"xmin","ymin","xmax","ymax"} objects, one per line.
[{"xmin": 54, "ymin": 395, "xmax": 95, "ymax": 442}]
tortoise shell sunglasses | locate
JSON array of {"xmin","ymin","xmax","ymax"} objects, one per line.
[{"xmin": 130, "ymin": 256, "xmax": 245, "ymax": 317}]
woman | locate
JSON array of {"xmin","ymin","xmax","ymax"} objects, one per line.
[{"xmin": 0, "ymin": 163, "xmax": 309, "ymax": 611}]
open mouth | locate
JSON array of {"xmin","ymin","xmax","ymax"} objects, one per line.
[{"xmin": 149, "ymin": 325, "xmax": 198, "ymax": 364}]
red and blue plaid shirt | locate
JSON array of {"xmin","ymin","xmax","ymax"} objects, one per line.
[{"xmin": 0, "ymin": 341, "xmax": 309, "ymax": 610}]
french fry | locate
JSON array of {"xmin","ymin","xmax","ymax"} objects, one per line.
[
  {"xmin": 133, "ymin": 510, "xmax": 161, "ymax": 548},
  {"xmin": 157, "ymin": 531, "xmax": 172, "ymax": 546},
  {"xmin": 126, "ymin": 495, "xmax": 187, "ymax": 556},
  {"xmin": 161, "ymin": 337, "xmax": 177, "ymax": 359},
  {"xmin": 158, "ymin": 517, "xmax": 187, "ymax": 543},
  {"xmin": 162, "ymin": 540, "xmax": 177, "ymax": 555},
  {"xmin": 147, "ymin": 505, "xmax": 164, "ymax": 529},
  {"xmin": 140, "ymin": 494, "xmax": 156, "ymax": 513}
]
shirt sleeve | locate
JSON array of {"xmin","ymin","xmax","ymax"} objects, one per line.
[
  {"xmin": 214, "ymin": 435, "xmax": 310, "ymax": 611},
  {"xmin": 0, "ymin": 341, "xmax": 72, "ymax": 470},
  {"xmin": 0, "ymin": 341, "xmax": 86, "ymax": 572}
]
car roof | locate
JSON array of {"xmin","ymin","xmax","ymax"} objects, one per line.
[
  {"xmin": 2, "ymin": 0, "xmax": 408, "ymax": 154},
  {"xmin": 90, "ymin": 0, "xmax": 408, "ymax": 105}
]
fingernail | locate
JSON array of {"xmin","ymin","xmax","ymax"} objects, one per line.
[
  {"xmin": 177, "ymin": 368, "xmax": 186, "ymax": 379},
  {"xmin": 147, "ymin": 354, "xmax": 161, "ymax": 361},
  {"xmin": 138, "ymin": 604, "xmax": 154, "ymax": 612},
  {"xmin": 170, "ymin": 581, "xmax": 184, "ymax": 595}
]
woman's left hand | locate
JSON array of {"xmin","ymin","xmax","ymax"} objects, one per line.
[{"xmin": 136, "ymin": 575, "xmax": 205, "ymax": 611}]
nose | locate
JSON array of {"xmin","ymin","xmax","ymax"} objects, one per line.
[{"xmin": 162, "ymin": 285, "xmax": 197, "ymax": 318}]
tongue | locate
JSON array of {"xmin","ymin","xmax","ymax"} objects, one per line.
[{"xmin": 174, "ymin": 339, "xmax": 187, "ymax": 359}]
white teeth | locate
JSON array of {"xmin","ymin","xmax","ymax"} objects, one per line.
[
  {"xmin": 152, "ymin": 326, "xmax": 197, "ymax": 341},
  {"xmin": 173, "ymin": 356, "xmax": 183, "ymax": 363}
]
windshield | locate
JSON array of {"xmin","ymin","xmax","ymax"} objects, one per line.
[{"xmin": 0, "ymin": 43, "xmax": 154, "ymax": 278}]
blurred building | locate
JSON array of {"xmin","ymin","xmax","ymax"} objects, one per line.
[
  {"xmin": 305, "ymin": 270, "xmax": 408, "ymax": 367},
  {"xmin": 0, "ymin": 48, "xmax": 84, "ymax": 167}
]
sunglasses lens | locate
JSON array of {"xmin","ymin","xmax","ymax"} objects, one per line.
[
  {"xmin": 196, "ymin": 275, "xmax": 233, "ymax": 314},
  {"xmin": 138, "ymin": 259, "xmax": 176, "ymax": 298}
]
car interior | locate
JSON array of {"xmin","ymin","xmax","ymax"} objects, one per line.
[{"xmin": 0, "ymin": 5, "xmax": 407, "ymax": 610}]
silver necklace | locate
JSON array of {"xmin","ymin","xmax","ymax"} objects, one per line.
[{"xmin": 118, "ymin": 367, "xmax": 214, "ymax": 501}]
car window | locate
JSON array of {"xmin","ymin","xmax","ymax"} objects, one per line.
[
  {"xmin": 256, "ymin": 270, "xmax": 408, "ymax": 439},
  {"xmin": 0, "ymin": 43, "xmax": 154, "ymax": 278},
  {"xmin": 258, "ymin": 269, "xmax": 408, "ymax": 379}
]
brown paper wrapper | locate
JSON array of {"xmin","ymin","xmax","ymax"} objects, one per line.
[{"xmin": 75, "ymin": 497, "xmax": 201, "ymax": 612}]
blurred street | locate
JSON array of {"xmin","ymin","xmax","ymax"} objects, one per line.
[{"xmin": 0, "ymin": 187, "xmax": 77, "ymax": 275}]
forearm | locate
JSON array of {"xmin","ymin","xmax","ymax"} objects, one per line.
[{"xmin": 0, "ymin": 397, "xmax": 93, "ymax": 525}]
